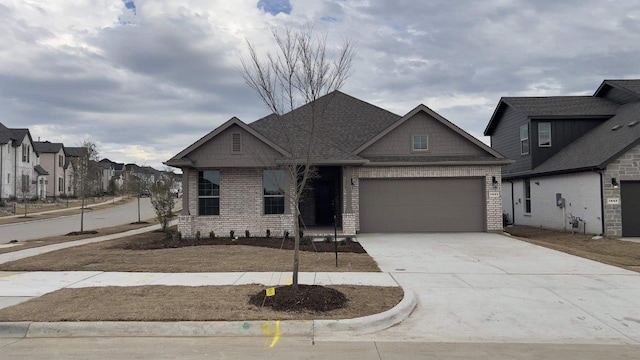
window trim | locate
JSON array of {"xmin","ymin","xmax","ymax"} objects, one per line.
[
  {"xmin": 231, "ymin": 132, "xmax": 243, "ymax": 154},
  {"xmin": 197, "ymin": 170, "xmax": 220, "ymax": 216},
  {"xmin": 538, "ymin": 122, "xmax": 551, "ymax": 147},
  {"xmin": 263, "ymin": 169, "xmax": 285, "ymax": 215},
  {"xmin": 523, "ymin": 179, "xmax": 531, "ymax": 214},
  {"xmin": 520, "ymin": 124, "xmax": 529, "ymax": 155},
  {"xmin": 412, "ymin": 134, "xmax": 428, "ymax": 152}
]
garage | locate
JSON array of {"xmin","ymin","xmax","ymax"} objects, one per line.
[
  {"xmin": 621, "ymin": 181, "xmax": 640, "ymax": 237},
  {"xmin": 359, "ymin": 178, "xmax": 486, "ymax": 233}
]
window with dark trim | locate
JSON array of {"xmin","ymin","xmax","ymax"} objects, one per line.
[
  {"xmin": 538, "ymin": 122, "xmax": 551, "ymax": 147},
  {"xmin": 520, "ymin": 124, "xmax": 529, "ymax": 155},
  {"xmin": 412, "ymin": 135, "xmax": 428, "ymax": 151},
  {"xmin": 59, "ymin": 155, "xmax": 64, "ymax": 167},
  {"xmin": 198, "ymin": 170, "xmax": 220, "ymax": 215},
  {"xmin": 263, "ymin": 170, "xmax": 285, "ymax": 215},
  {"xmin": 58, "ymin": 178, "xmax": 63, "ymax": 192},
  {"xmin": 524, "ymin": 179, "xmax": 531, "ymax": 214}
]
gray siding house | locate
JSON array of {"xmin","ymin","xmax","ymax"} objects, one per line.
[
  {"xmin": 485, "ymin": 79, "xmax": 640, "ymax": 237},
  {"xmin": 167, "ymin": 91, "xmax": 511, "ymax": 237}
]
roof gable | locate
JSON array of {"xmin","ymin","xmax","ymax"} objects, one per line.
[
  {"xmin": 166, "ymin": 117, "xmax": 291, "ymax": 167},
  {"xmin": 357, "ymin": 104, "xmax": 504, "ymax": 159},
  {"xmin": 34, "ymin": 141, "xmax": 64, "ymax": 154}
]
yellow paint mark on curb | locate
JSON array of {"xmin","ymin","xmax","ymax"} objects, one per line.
[{"xmin": 261, "ymin": 320, "xmax": 281, "ymax": 348}]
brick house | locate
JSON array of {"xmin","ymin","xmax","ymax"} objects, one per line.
[
  {"xmin": 484, "ymin": 79, "xmax": 640, "ymax": 237},
  {"xmin": 166, "ymin": 92, "xmax": 510, "ymax": 237}
]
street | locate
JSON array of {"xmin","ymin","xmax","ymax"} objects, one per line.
[
  {"xmin": 1, "ymin": 337, "xmax": 639, "ymax": 359},
  {"xmin": 0, "ymin": 198, "xmax": 156, "ymax": 242}
]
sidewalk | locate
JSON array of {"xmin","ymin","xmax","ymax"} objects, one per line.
[{"xmin": 0, "ymin": 196, "xmax": 125, "ymax": 220}]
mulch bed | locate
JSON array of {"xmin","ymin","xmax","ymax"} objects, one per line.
[
  {"xmin": 66, "ymin": 231, "xmax": 99, "ymax": 236},
  {"xmin": 118, "ymin": 236, "xmax": 367, "ymax": 253},
  {"xmin": 249, "ymin": 285, "xmax": 348, "ymax": 312}
]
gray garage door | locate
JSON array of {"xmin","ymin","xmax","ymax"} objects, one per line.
[
  {"xmin": 621, "ymin": 181, "xmax": 640, "ymax": 237},
  {"xmin": 359, "ymin": 178, "xmax": 485, "ymax": 233}
]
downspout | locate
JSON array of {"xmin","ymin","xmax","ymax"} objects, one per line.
[
  {"xmin": 0, "ymin": 145, "xmax": 3, "ymax": 199},
  {"xmin": 504, "ymin": 179, "xmax": 515, "ymax": 225},
  {"xmin": 14, "ymin": 145, "xmax": 17, "ymax": 197},
  {"xmin": 597, "ymin": 169, "xmax": 606, "ymax": 236},
  {"xmin": 53, "ymin": 154, "xmax": 56, "ymax": 199}
]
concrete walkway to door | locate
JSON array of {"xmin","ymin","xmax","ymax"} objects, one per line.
[{"xmin": 317, "ymin": 233, "xmax": 640, "ymax": 345}]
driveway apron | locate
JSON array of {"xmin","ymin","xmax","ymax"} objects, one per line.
[{"xmin": 335, "ymin": 232, "xmax": 640, "ymax": 344}]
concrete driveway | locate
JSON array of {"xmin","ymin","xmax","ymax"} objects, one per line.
[{"xmin": 318, "ymin": 233, "xmax": 640, "ymax": 345}]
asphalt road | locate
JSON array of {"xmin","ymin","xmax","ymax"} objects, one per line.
[
  {"xmin": 0, "ymin": 198, "xmax": 157, "ymax": 242},
  {"xmin": 1, "ymin": 337, "xmax": 639, "ymax": 359}
]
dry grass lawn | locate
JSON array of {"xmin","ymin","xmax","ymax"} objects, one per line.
[
  {"xmin": 0, "ymin": 219, "xmax": 158, "ymax": 255},
  {"xmin": 0, "ymin": 231, "xmax": 380, "ymax": 272},
  {"xmin": 506, "ymin": 225, "xmax": 640, "ymax": 272},
  {"xmin": 0, "ymin": 285, "xmax": 403, "ymax": 321}
]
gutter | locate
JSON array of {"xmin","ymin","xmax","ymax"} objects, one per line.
[
  {"xmin": 596, "ymin": 169, "xmax": 606, "ymax": 236},
  {"xmin": 362, "ymin": 160, "xmax": 514, "ymax": 167}
]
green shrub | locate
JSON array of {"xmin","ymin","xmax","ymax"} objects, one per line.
[
  {"xmin": 195, "ymin": 230, "xmax": 201, "ymax": 241},
  {"xmin": 502, "ymin": 213, "xmax": 511, "ymax": 227},
  {"xmin": 209, "ymin": 231, "xmax": 215, "ymax": 239},
  {"xmin": 245, "ymin": 230, "xmax": 250, "ymax": 238},
  {"xmin": 299, "ymin": 229, "xmax": 304, "ymax": 238},
  {"xmin": 230, "ymin": 230, "xmax": 235, "ymax": 239},
  {"xmin": 284, "ymin": 231, "xmax": 289, "ymax": 239},
  {"xmin": 323, "ymin": 236, "xmax": 332, "ymax": 243},
  {"xmin": 266, "ymin": 229, "xmax": 271, "ymax": 238}
]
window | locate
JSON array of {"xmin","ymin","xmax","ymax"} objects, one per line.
[
  {"xmin": 59, "ymin": 155, "xmax": 64, "ymax": 167},
  {"xmin": 524, "ymin": 179, "xmax": 531, "ymax": 214},
  {"xmin": 22, "ymin": 144, "xmax": 29, "ymax": 162},
  {"xmin": 412, "ymin": 135, "xmax": 428, "ymax": 151},
  {"xmin": 7, "ymin": 173, "xmax": 10, "ymax": 184},
  {"xmin": 58, "ymin": 178, "xmax": 63, "ymax": 192},
  {"xmin": 198, "ymin": 170, "xmax": 220, "ymax": 215},
  {"xmin": 263, "ymin": 170, "xmax": 285, "ymax": 214},
  {"xmin": 538, "ymin": 122, "xmax": 551, "ymax": 147},
  {"xmin": 21, "ymin": 174, "xmax": 30, "ymax": 192},
  {"xmin": 520, "ymin": 124, "xmax": 529, "ymax": 155},
  {"xmin": 232, "ymin": 133, "xmax": 242, "ymax": 153}
]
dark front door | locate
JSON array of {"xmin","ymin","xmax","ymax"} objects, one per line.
[
  {"xmin": 621, "ymin": 181, "xmax": 640, "ymax": 237},
  {"xmin": 315, "ymin": 181, "xmax": 335, "ymax": 225}
]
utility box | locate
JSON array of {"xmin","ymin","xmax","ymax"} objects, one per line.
[{"xmin": 556, "ymin": 193, "xmax": 565, "ymax": 208}]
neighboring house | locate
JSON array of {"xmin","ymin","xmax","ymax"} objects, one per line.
[
  {"xmin": 0, "ymin": 123, "xmax": 48, "ymax": 200},
  {"xmin": 98, "ymin": 158, "xmax": 117, "ymax": 194},
  {"xmin": 166, "ymin": 91, "xmax": 510, "ymax": 238},
  {"xmin": 484, "ymin": 79, "xmax": 640, "ymax": 237},
  {"xmin": 33, "ymin": 141, "xmax": 67, "ymax": 198}
]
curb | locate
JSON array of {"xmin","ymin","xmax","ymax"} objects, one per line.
[{"xmin": 0, "ymin": 289, "xmax": 416, "ymax": 338}]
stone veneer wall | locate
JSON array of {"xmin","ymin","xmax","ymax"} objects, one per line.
[
  {"xmin": 178, "ymin": 168, "xmax": 295, "ymax": 238},
  {"xmin": 603, "ymin": 143, "xmax": 640, "ymax": 237},
  {"xmin": 348, "ymin": 165, "xmax": 504, "ymax": 232}
]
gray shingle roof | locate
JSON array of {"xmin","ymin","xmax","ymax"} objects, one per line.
[
  {"xmin": 0, "ymin": 123, "xmax": 30, "ymax": 147},
  {"xmin": 531, "ymin": 101, "xmax": 640, "ymax": 175},
  {"xmin": 34, "ymin": 141, "xmax": 63, "ymax": 154},
  {"xmin": 501, "ymin": 96, "xmax": 618, "ymax": 117},
  {"xmin": 603, "ymin": 80, "xmax": 640, "ymax": 97},
  {"xmin": 248, "ymin": 91, "xmax": 401, "ymax": 161},
  {"xmin": 64, "ymin": 147, "xmax": 87, "ymax": 157}
]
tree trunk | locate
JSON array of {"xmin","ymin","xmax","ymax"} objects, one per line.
[
  {"xmin": 292, "ymin": 210, "xmax": 300, "ymax": 291},
  {"xmin": 137, "ymin": 196, "xmax": 141, "ymax": 223},
  {"xmin": 80, "ymin": 196, "xmax": 85, "ymax": 232}
]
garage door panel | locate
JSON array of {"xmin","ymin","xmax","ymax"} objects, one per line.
[{"xmin": 359, "ymin": 178, "xmax": 485, "ymax": 233}]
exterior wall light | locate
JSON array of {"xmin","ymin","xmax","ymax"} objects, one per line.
[
  {"xmin": 492, "ymin": 176, "xmax": 499, "ymax": 189},
  {"xmin": 612, "ymin": 177, "xmax": 619, "ymax": 189}
]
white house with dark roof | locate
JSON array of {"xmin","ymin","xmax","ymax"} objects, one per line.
[
  {"xmin": 485, "ymin": 79, "xmax": 640, "ymax": 237},
  {"xmin": 33, "ymin": 141, "xmax": 67, "ymax": 198},
  {"xmin": 166, "ymin": 91, "xmax": 511, "ymax": 237},
  {"xmin": 0, "ymin": 123, "xmax": 48, "ymax": 200}
]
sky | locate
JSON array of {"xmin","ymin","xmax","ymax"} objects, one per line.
[{"xmin": 1, "ymin": 0, "xmax": 639, "ymax": 170}]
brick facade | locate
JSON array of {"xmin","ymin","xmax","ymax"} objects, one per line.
[{"xmin": 603, "ymin": 143, "xmax": 640, "ymax": 237}]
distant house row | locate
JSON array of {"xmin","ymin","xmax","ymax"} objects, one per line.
[{"xmin": 0, "ymin": 122, "xmax": 179, "ymax": 201}]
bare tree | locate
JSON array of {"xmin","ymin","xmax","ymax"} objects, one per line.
[
  {"xmin": 241, "ymin": 23, "xmax": 354, "ymax": 289},
  {"xmin": 150, "ymin": 171, "xmax": 176, "ymax": 233},
  {"xmin": 16, "ymin": 173, "xmax": 35, "ymax": 218},
  {"xmin": 76, "ymin": 139, "xmax": 100, "ymax": 232}
]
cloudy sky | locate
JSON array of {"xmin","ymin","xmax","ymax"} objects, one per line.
[{"xmin": 2, "ymin": 0, "xmax": 639, "ymax": 169}]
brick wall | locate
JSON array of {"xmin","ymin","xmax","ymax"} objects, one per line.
[
  {"xmin": 351, "ymin": 165, "xmax": 503, "ymax": 232},
  {"xmin": 178, "ymin": 168, "xmax": 295, "ymax": 238},
  {"xmin": 603, "ymin": 143, "xmax": 640, "ymax": 237}
]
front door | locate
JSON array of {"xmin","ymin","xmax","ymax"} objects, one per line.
[{"xmin": 315, "ymin": 181, "xmax": 335, "ymax": 225}]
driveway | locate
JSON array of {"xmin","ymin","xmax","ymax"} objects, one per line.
[{"xmin": 319, "ymin": 233, "xmax": 640, "ymax": 345}]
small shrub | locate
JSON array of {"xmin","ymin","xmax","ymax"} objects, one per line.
[
  {"xmin": 209, "ymin": 231, "xmax": 215, "ymax": 239},
  {"xmin": 300, "ymin": 236, "xmax": 310, "ymax": 246},
  {"xmin": 245, "ymin": 230, "xmax": 250, "ymax": 238},
  {"xmin": 164, "ymin": 228, "xmax": 176, "ymax": 239},
  {"xmin": 284, "ymin": 231, "xmax": 289, "ymax": 239},
  {"xmin": 266, "ymin": 229, "xmax": 271, "ymax": 238},
  {"xmin": 344, "ymin": 237, "xmax": 354, "ymax": 244},
  {"xmin": 323, "ymin": 236, "xmax": 332, "ymax": 243},
  {"xmin": 195, "ymin": 230, "xmax": 201, "ymax": 241},
  {"xmin": 299, "ymin": 229, "xmax": 304, "ymax": 238},
  {"xmin": 230, "ymin": 230, "xmax": 235, "ymax": 239},
  {"xmin": 175, "ymin": 231, "xmax": 182, "ymax": 241},
  {"xmin": 502, "ymin": 213, "xmax": 511, "ymax": 227}
]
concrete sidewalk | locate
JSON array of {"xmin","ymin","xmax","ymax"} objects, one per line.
[{"xmin": 0, "ymin": 196, "xmax": 125, "ymax": 220}]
